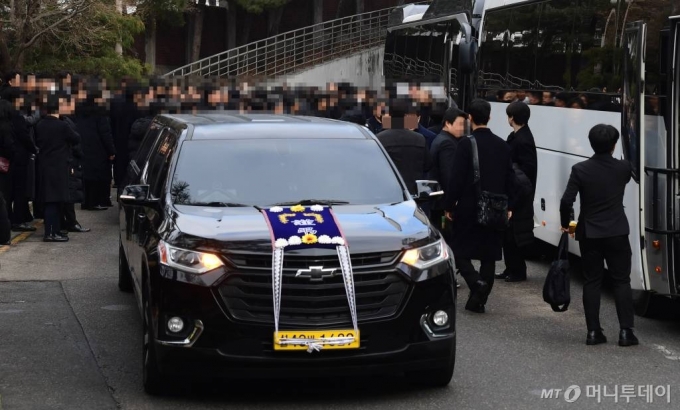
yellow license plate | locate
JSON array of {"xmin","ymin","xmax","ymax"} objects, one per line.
[{"xmin": 273, "ymin": 329, "xmax": 360, "ymax": 351}]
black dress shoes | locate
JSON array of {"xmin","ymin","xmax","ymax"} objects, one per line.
[
  {"xmin": 586, "ymin": 329, "xmax": 607, "ymax": 345},
  {"xmin": 505, "ymin": 274, "xmax": 527, "ymax": 283},
  {"xmin": 465, "ymin": 280, "xmax": 490, "ymax": 313},
  {"xmin": 11, "ymin": 223, "xmax": 36, "ymax": 232},
  {"xmin": 495, "ymin": 271, "xmax": 510, "ymax": 279},
  {"xmin": 619, "ymin": 329, "xmax": 639, "ymax": 347},
  {"xmin": 43, "ymin": 234, "xmax": 69, "ymax": 242},
  {"xmin": 67, "ymin": 224, "xmax": 91, "ymax": 233}
]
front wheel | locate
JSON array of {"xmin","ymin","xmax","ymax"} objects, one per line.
[
  {"xmin": 407, "ymin": 337, "xmax": 456, "ymax": 387},
  {"xmin": 118, "ymin": 241, "xmax": 133, "ymax": 292},
  {"xmin": 633, "ymin": 290, "xmax": 662, "ymax": 318},
  {"xmin": 143, "ymin": 290, "xmax": 166, "ymax": 395}
]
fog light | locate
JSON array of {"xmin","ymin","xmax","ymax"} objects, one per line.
[
  {"xmin": 167, "ymin": 317, "xmax": 184, "ymax": 333},
  {"xmin": 432, "ymin": 310, "xmax": 449, "ymax": 326}
]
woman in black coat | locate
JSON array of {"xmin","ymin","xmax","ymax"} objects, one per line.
[
  {"xmin": 74, "ymin": 97, "xmax": 115, "ymax": 210},
  {"xmin": 35, "ymin": 95, "xmax": 80, "ymax": 242},
  {"xmin": 0, "ymin": 99, "xmax": 14, "ymax": 243},
  {"xmin": 445, "ymin": 99, "xmax": 515, "ymax": 313}
]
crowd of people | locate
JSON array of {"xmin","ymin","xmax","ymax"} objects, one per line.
[{"xmin": 0, "ymin": 72, "xmax": 447, "ymax": 244}]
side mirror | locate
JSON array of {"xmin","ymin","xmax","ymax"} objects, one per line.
[
  {"xmin": 413, "ymin": 180, "xmax": 444, "ymax": 203},
  {"xmin": 119, "ymin": 185, "xmax": 155, "ymax": 206}
]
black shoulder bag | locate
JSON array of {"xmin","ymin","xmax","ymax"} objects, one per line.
[
  {"xmin": 469, "ymin": 136, "xmax": 509, "ymax": 231},
  {"xmin": 543, "ymin": 232, "xmax": 571, "ymax": 312}
]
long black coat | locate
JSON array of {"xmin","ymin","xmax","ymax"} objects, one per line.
[
  {"xmin": 35, "ymin": 116, "xmax": 80, "ymax": 203},
  {"xmin": 74, "ymin": 114, "xmax": 115, "ymax": 182},
  {"xmin": 376, "ymin": 128, "xmax": 433, "ymax": 194},
  {"xmin": 445, "ymin": 128, "xmax": 515, "ymax": 261},
  {"xmin": 507, "ymin": 125, "xmax": 537, "ymax": 247},
  {"xmin": 429, "ymin": 130, "xmax": 461, "ymax": 211},
  {"xmin": 110, "ymin": 95, "xmax": 142, "ymax": 185},
  {"xmin": 62, "ymin": 117, "xmax": 84, "ymax": 204}
]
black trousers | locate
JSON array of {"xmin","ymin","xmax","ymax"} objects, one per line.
[
  {"xmin": 83, "ymin": 180, "xmax": 110, "ymax": 208},
  {"xmin": 502, "ymin": 226, "xmax": 527, "ymax": 278},
  {"xmin": 0, "ymin": 172, "xmax": 12, "ymax": 221},
  {"xmin": 44, "ymin": 202, "xmax": 62, "ymax": 237},
  {"xmin": 10, "ymin": 165, "xmax": 33, "ymax": 224},
  {"xmin": 579, "ymin": 235, "xmax": 635, "ymax": 331},
  {"xmin": 456, "ymin": 257, "xmax": 496, "ymax": 302},
  {"xmin": 0, "ymin": 191, "xmax": 10, "ymax": 244},
  {"xmin": 61, "ymin": 203, "xmax": 78, "ymax": 229}
]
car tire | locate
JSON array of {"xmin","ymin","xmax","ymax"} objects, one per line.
[
  {"xmin": 143, "ymin": 289, "xmax": 166, "ymax": 395},
  {"xmin": 118, "ymin": 241, "xmax": 133, "ymax": 293},
  {"xmin": 633, "ymin": 290, "xmax": 662, "ymax": 318},
  {"xmin": 407, "ymin": 337, "xmax": 456, "ymax": 388}
]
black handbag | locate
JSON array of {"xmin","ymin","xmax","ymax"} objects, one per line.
[
  {"xmin": 543, "ymin": 232, "xmax": 571, "ymax": 312},
  {"xmin": 469, "ymin": 136, "xmax": 509, "ymax": 231}
]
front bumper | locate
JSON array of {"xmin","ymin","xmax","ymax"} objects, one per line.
[{"xmin": 152, "ymin": 264, "xmax": 456, "ymax": 379}]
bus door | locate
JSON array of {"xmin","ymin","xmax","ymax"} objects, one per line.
[
  {"xmin": 622, "ymin": 21, "xmax": 653, "ymax": 293},
  {"xmin": 668, "ymin": 16, "xmax": 680, "ymax": 296}
]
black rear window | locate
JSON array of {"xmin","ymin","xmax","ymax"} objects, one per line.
[{"xmin": 170, "ymin": 139, "xmax": 405, "ymax": 206}]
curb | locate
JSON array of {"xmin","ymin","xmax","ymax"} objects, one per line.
[{"xmin": 0, "ymin": 220, "xmax": 43, "ymax": 253}]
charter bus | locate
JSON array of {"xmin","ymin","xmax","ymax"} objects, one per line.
[{"xmin": 384, "ymin": 0, "xmax": 680, "ymax": 316}]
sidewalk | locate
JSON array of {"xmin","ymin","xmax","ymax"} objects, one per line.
[{"xmin": 1, "ymin": 220, "xmax": 43, "ymax": 251}]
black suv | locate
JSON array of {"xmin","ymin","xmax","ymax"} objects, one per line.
[{"xmin": 118, "ymin": 113, "xmax": 457, "ymax": 394}]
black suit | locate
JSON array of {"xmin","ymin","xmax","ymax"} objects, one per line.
[
  {"xmin": 446, "ymin": 128, "xmax": 515, "ymax": 300},
  {"xmin": 560, "ymin": 153, "xmax": 634, "ymax": 331},
  {"xmin": 376, "ymin": 128, "xmax": 432, "ymax": 195},
  {"xmin": 502, "ymin": 125, "xmax": 537, "ymax": 279},
  {"xmin": 428, "ymin": 130, "xmax": 461, "ymax": 232}
]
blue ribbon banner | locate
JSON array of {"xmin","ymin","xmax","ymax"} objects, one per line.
[
  {"xmin": 260, "ymin": 204, "xmax": 358, "ymax": 353},
  {"xmin": 261, "ymin": 204, "xmax": 347, "ymax": 250}
]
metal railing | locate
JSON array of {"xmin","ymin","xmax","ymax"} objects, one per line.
[{"xmin": 164, "ymin": 3, "xmax": 428, "ymax": 79}]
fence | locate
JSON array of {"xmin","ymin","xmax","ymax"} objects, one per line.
[{"xmin": 164, "ymin": 3, "xmax": 429, "ymax": 79}]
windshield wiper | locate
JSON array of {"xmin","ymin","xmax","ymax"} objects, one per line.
[
  {"xmin": 270, "ymin": 199, "xmax": 350, "ymax": 206},
  {"xmin": 183, "ymin": 201, "xmax": 251, "ymax": 207}
]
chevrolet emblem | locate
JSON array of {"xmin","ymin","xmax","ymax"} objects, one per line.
[{"xmin": 295, "ymin": 266, "xmax": 337, "ymax": 282}]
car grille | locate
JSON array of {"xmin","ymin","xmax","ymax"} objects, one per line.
[{"xmin": 218, "ymin": 251, "xmax": 409, "ymax": 327}]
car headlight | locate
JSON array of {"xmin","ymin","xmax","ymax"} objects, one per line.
[
  {"xmin": 400, "ymin": 239, "xmax": 449, "ymax": 270},
  {"xmin": 158, "ymin": 240, "xmax": 224, "ymax": 274}
]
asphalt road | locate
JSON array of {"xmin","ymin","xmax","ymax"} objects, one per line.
[{"xmin": 1, "ymin": 205, "xmax": 679, "ymax": 410}]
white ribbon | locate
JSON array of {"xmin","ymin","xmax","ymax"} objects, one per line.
[{"xmin": 272, "ymin": 244, "xmax": 359, "ymax": 353}]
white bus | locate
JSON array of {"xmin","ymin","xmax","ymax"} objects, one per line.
[{"xmin": 384, "ymin": 0, "xmax": 680, "ymax": 315}]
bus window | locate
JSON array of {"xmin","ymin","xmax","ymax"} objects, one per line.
[
  {"xmin": 478, "ymin": 9, "xmax": 509, "ymax": 95},
  {"xmin": 507, "ymin": 4, "xmax": 540, "ymax": 91}
]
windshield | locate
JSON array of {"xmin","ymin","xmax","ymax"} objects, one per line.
[{"xmin": 170, "ymin": 139, "xmax": 406, "ymax": 207}]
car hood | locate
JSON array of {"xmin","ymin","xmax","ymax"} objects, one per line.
[{"xmin": 168, "ymin": 202, "xmax": 438, "ymax": 254}]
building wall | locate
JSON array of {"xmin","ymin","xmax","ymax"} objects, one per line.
[{"xmin": 277, "ymin": 46, "xmax": 384, "ymax": 89}]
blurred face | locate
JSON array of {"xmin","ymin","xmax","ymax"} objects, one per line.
[
  {"xmin": 444, "ymin": 116, "xmax": 466, "ymax": 138},
  {"xmin": 542, "ymin": 92, "xmax": 553, "ymax": 104},
  {"xmin": 503, "ymin": 92, "xmax": 516, "ymax": 102},
  {"xmin": 529, "ymin": 94, "xmax": 540, "ymax": 105}
]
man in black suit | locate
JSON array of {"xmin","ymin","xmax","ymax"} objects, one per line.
[
  {"xmin": 445, "ymin": 99, "xmax": 515, "ymax": 313},
  {"xmin": 497, "ymin": 102, "xmax": 537, "ymax": 282},
  {"xmin": 376, "ymin": 100, "xmax": 432, "ymax": 195},
  {"xmin": 428, "ymin": 107, "xmax": 468, "ymax": 230},
  {"xmin": 560, "ymin": 124, "xmax": 638, "ymax": 347}
]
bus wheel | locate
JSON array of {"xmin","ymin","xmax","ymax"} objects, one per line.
[{"xmin": 633, "ymin": 290, "xmax": 661, "ymax": 318}]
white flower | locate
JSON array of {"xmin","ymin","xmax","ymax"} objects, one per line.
[
  {"xmin": 310, "ymin": 205, "xmax": 324, "ymax": 212},
  {"xmin": 269, "ymin": 206, "xmax": 283, "ymax": 213},
  {"xmin": 274, "ymin": 238, "xmax": 288, "ymax": 248},
  {"xmin": 288, "ymin": 236, "xmax": 302, "ymax": 246},
  {"xmin": 331, "ymin": 236, "xmax": 345, "ymax": 245},
  {"xmin": 318, "ymin": 235, "xmax": 332, "ymax": 244}
]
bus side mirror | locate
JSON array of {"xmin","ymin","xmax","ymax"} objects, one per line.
[{"xmin": 458, "ymin": 22, "xmax": 477, "ymax": 74}]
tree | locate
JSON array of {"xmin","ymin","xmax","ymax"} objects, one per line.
[
  {"xmin": 233, "ymin": 0, "xmax": 290, "ymax": 43},
  {"xmin": 133, "ymin": 0, "xmax": 191, "ymax": 71},
  {"xmin": 0, "ymin": 0, "xmax": 145, "ymax": 75}
]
